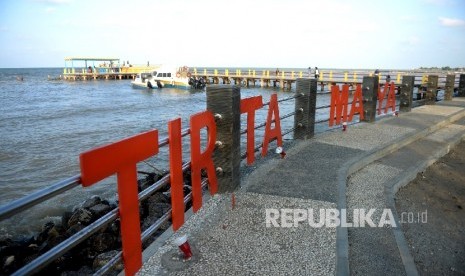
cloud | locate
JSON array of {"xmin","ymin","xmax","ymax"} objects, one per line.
[
  {"xmin": 439, "ymin": 17, "xmax": 465, "ymax": 27},
  {"xmin": 423, "ymin": 0, "xmax": 452, "ymax": 5},
  {"xmin": 408, "ymin": 36, "xmax": 420, "ymax": 45},
  {"xmin": 33, "ymin": 0, "xmax": 72, "ymax": 5},
  {"xmin": 45, "ymin": 7, "xmax": 56, "ymax": 13}
]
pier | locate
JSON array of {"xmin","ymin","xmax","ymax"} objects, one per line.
[
  {"xmin": 192, "ymin": 68, "xmax": 461, "ymax": 91},
  {"xmin": 60, "ymin": 57, "xmax": 158, "ymax": 81}
]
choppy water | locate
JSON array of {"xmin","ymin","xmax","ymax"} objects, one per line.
[{"xmin": 0, "ymin": 67, "xmax": 335, "ymax": 234}]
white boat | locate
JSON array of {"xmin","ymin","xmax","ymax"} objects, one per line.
[{"xmin": 131, "ymin": 66, "xmax": 206, "ymax": 89}]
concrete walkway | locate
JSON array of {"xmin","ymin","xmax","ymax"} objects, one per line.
[{"xmin": 138, "ymin": 98, "xmax": 465, "ymax": 276}]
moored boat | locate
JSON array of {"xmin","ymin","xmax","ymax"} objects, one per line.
[{"xmin": 131, "ymin": 66, "xmax": 206, "ymax": 89}]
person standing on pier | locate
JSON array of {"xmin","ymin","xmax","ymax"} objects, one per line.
[
  {"xmin": 308, "ymin": 67, "xmax": 312, "ymax": 78},
  {"xmin": 315, "ymin": 67, "xmax": 320, "ymax": 79}
]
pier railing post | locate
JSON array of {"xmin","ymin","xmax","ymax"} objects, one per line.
[
  {"xmin": 425, "ymin": 75, "xmax": 438, "ymax": 104},
  {"xmin": 458, "ymin": 74, "xmax": 465, "ymax": 97},
  {"xmin": 444, "ymin": 74, "xmax": 455, "ymax": 101},
  {"xmin": 361, "ymin": 76, "xmax": 378, "ymax": 122},
  {"xmin": 206, "ymin": 85, "xmax": 241, "ymax": 192},
  {"xmin": 400, "ymin": 76, "xmax": 415, "ymax": 112},
  {"xmin": 293, "ymin": 78, "xmax": 317, "ymax": 139}
]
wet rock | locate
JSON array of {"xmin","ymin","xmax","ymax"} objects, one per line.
[
  {"xmin": 148, "ymin": 202, "xmax": 171, "ymax": 219},
  {"xmin": 92, "ymin": 250, "xmax": 123, "ymax": 272},
  {"xmin": 37, "ymin": 221, "xmax": 55, "ymax": 244},
  {"xmin": 68, "ymin": 208, "xmax": 93, "ymax": 227},
  {"xmin": 60, "ymin": 265, "xmax": 93, "ymax": 276},
  {"xmin": 138, "ymin": 172, "xmax": 157, "ymax": 191},
  {"xmin": 81, "ymin": 196, "xmax": 102, "ymax": 209},
  {"xmin": 148, "ymin": 192, "xmax": 169, "ymax": 204},
  {"xmin": 89, "ymin": 203, "xmax": 112, "ymax": 219},
  {"xmin": 61, "ymin": 211, "xmax": 73, "ymax": 230},
  {"xmin": 89, "ymin": 233, "xmax": 116, "ymax": 253},
  {"xmin": 66, "ymin": 223, "xmax": 85, "ymax": 236}
]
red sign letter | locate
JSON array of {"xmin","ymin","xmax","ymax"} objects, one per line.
[
  {"xmin": 349, "ymin": 84, "xmax": 364, "ymax": 122},
  {"xmin": 262, "ymin": 94, "xmax": 283, "ymax": 156},
  {"xmin": 240, "ymin": 96, "xmax": 263, "ymax": 165},
  {"xmin": 168, "ymin": 118, "xmax": 185, "ymax": 231},
  {"xmin": 329, "ymin": 84, "xmax": 349, "ymax": 126},
  {"xmin": 190, "ymin": 111, "xmax": 218, "ymax": 212},
  {"xmin": 385, "ymin": 82, "xmax": 397, "ymax": 114},
  {"xmin": 79, "ymin": 130, "xmax": 158, "ymax": 276}
]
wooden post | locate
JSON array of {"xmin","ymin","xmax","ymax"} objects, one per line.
[
  {"xmin": 361, "ymin": 76, "xmax": 378, "ymax": 122},
  {"xmin": 444, "ymin": 74, "xmax": 455, "ymax": 101},
  {"xmin": 293, "ymin": 79, "xmax": 317, "ymax": 139},
  {"xmin": 206, "ymin": 85, "xmax": 241, "ymax": 192},
  {"xmin": 458, "ymin": 74, "xmax": 465, "ymax": 97},
  {"xmin": 399, "ymin": 76, "xmax": 414, "ymax": 112},
  {"xmin": 425, "ymin": 75, "xmax": 438, "ymax": 105}
]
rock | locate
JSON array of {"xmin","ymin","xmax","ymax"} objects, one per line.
[
  {"xmin": 92, "ymin": 250, "xmax": 123, "ymax": 272},
  {"xmin": 81, "ymin": 196, "xmax": 102, "ymax": 209},
  {"xmin": 66, "ymin": 223, "xmax": 84, "ymax": 236},
  {"xmin": 4, "ymin": 255, "xmax": 14, "ymax": 266},
  {"xmin": 61, "ymin": 211, "xmax": 73, "ymax": 230},
  {"xmin": 88, "ymin": 203, "xmax": 112, "ymax": 219},
  {"xmin": 60, "ymin": 265, "xmax": 94, "ymax": 276},
  {"xmin": 67, "ymin": 208, "xmax": 93, "ymax": 227},
  {"xmin": 148, "ymin": 192, "xmax": 169, "ymax": 204},
  {"xmin": 89, "ymin": 233, "xmax": 116, "ymax": 253},
  {"xmin": 148, "ymin": 202, "xmax": 171, "ymax": 219},
  {"xmin": 37, "ymin": 221, "xmax": 55, "ymax": 244}
]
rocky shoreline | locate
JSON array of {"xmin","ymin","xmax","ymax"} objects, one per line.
[{"xmin": 0, "ymin": 170, "xmax": 195, "ymax": 275}]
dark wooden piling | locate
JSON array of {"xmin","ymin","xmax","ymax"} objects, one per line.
[
  {"xmin": 425, "ymin": 75, "xmax": 438, "ymax": 104},
  {"xmin": 206, "ymin": 85, "xmax": 241, "ymax": 192},
  {"xmin": 361, "ymin": 76, "xmax": 378, "ymax": 122},
  {"xmin": 444, "ymin": 74, "xmax": 455, "ymax": 101},
  {"xmin": 400, "ymin": 76, "xmax": 415, "ymax": 112},
  {"xmin": 458, "ymin": 74, "xmax": 465, "ymax": 97},
  {"xmin": 293, "ymin": 79, "xmax": 317, "ymax": 139}
]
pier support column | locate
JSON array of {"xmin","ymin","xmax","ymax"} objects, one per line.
[
  {"xmin": 294, "ymin": 79, "xmax": 317, "ymax": 139},
  {"xmin": 206, "ymin": 85, "xmax": 241, "ymax": 192},
  {"xmin": 458, "ymin": 74, "xmax": 465, "ymax": 97},
  {"xmin": 399, "ymin": 76, "xmax": 414, "ymax": 112},
  {"xmin": 444, "ymin": 74, "xmax": 455, "ymax": 101},
  {"xmin": 425, "ymin": 75, "xmax": 438, "ymax": 105},
  {"xmin": 361, "ymin": 76, "xmax": 378, "ymax": 123}
]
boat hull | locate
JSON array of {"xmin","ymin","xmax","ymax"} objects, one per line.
[{"xmin": 131, "ymin": 79, "xmax": 190, "ymax": 89}]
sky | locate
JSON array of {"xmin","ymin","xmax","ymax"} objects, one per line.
[{"xmin": 0, "ymin": 0, "xmax": 464, "ymax": 69}]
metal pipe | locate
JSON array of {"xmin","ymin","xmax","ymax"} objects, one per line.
[
  {"xmin": 316, "ymin": 104, "xmax": 331, "ymax": 110},
  {"xmin": 159, "ymin": 129, "xmax": 190, "ymax": 147},
  {"xmin": 0, "ymin": 175, "xmax": 81, "ymax": 221}
]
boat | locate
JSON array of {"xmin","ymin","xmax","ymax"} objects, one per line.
[{"xmin": 131, "ymin": 66, "xmax": 206, "ymax": 89}]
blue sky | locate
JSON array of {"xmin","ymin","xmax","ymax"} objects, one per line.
[{"xmin": 0, "ymin": 0, "xmax": 464, "ymax": 69}]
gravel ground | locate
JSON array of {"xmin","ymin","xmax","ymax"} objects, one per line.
[
  {"xmin": 138, "ymin": 192, "xmax": 336, "ymax": 276},
  {"xmin": 347, "ymin": 163, "xmax": 406, "ymax": 276},
  {"xmin": 395, "ymin": 139, "xmax": 465, "ymax": 275}
]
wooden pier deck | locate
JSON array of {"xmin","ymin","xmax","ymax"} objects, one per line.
[
  {"xmin": 61, "ymin": 71, "xmax": 138, "ymax": 81},
  {"xmin": 193, "ymin": 69, "xmax": 391, "ymax": 90}
]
